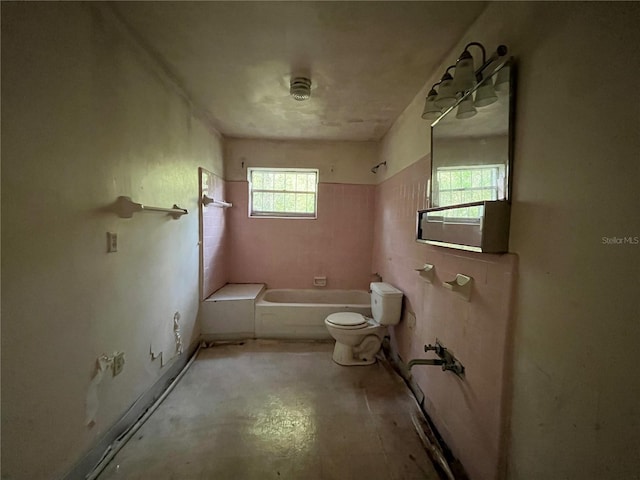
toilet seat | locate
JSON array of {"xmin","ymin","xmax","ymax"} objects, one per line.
[{"xmin": 325, "ymin": 312, "xmax": 368, "ymax": 330}]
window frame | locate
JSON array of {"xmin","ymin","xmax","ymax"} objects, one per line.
[{"xmin": 247, "ymin": 167, "xmax": 319, "ymax": 219}]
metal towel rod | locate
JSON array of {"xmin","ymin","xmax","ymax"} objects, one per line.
[
  {"xmin": 202, "ymin": 194, "xmax": 232, "ymax": 208},
  {"xmin": 114, "ymin": 196, "xmax": 188, "ymax": 219}
]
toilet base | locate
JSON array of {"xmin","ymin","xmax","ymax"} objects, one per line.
[{"xmin": 331, "ymin": 342, "xmax": 377, "ymax": 366}]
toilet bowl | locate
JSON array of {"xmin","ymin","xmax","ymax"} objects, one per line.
[
  {"xmin": 324, "ymin": 282, "xmax": 403, "ymax": 366},
  {"xmin": 324, "ymin": 313, "xmax": 386, "ymax": 365}
]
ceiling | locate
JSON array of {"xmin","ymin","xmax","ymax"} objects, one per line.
[{"xmin": 114, "ymin": 2, "xmax": 487, "ymax": 142}]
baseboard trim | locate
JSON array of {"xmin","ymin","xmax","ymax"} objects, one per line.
[{"xmin": 61, "ymin": 341, "xmax": 200, "ymax": 480}]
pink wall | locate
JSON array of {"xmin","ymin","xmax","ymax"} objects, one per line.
[
  {"xmin": 200, "ymin": 168, "xmax": 229, "ymax": 299},
  {"xmin": 226, "ymin": 181, "xmax": 375, "ymax": 289},
  {"xmin": 204, "ymin": 160, "xmax": 515, "ymax": 479},
  {"xmin": 372, "ymin": 157, "xmax": 517, "ymax": 480}
]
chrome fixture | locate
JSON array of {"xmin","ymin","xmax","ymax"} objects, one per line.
[
  {"xmin": 290, "ymin": 77, "xmax": 312, "ymax": 101},
  {"xmin": 370, "ymin": 161, "xmax": 387, "ymax": 174},
  {"xmin": 421, "ymin": 42, "xmax": 508, "ymax": 121},
  {"xmin": 407, "ymin": 341, "xmax": 465, "ymax": 376}
]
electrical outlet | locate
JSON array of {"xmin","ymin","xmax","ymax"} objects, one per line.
[
  {"xmin": 112, "ymin": 352, "xmax": 125, "ymax": 377},
  {"xmin": 107, "ymin": 232, "xmax": 118, "ymax": 253}
]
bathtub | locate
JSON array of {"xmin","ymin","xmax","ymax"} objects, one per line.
[{"xmin": 255, "ymin": 289, "xmax": 372, "ymax": 339}]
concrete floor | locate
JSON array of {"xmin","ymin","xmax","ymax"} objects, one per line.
[{"xmin": 99, "ymin": 340, "xmax": 441, "ymax": 479}]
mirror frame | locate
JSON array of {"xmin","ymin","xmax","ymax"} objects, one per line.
[{"xmin": 417, "ymin": 58, "xmax": 516, "ymax": 253}]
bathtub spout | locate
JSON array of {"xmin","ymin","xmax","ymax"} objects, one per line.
[
  {"xmin": 407, "ymin": 340, "xmax": 465, "ymax": 376},
  {"xmin": 407, "ymin": 358, "xmax": 445, "ymax": 369}
]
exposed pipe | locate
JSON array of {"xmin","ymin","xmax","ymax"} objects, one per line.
[{"xmin": 85, "ymin": 343, "xmax": 203, "ymax": 480}]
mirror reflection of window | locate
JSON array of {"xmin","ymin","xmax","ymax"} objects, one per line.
[{"xmin": 434, "ymin": 164, "xmax": 505, "ymax": 220}]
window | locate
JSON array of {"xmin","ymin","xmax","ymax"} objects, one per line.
[
  {"xmin": 434, "ymin": 165, "xmax": 505, "ymax": 220},
  {"xmin": 248, "ymin": 168, "xmax": 318, "ymax": 218}
]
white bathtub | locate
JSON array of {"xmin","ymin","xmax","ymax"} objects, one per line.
[{"xmin": 255, "ymin": 289, "xmax": 372, "ymax": 339}]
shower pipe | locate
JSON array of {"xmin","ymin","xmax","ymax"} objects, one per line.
[
  {"xmin": 370, "ymin": 161, "xmax": 387, "ymax": 174},
  {"xmin": 85, "ymin": 343, "xmax": 203, "ymax": 480}
]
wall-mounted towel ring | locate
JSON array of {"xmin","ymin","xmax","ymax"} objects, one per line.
[
  {"xmin": 443, "ymin": 274, "xmax": 473, "ymax": 301},
  {"xmin": 202, "ymin": 195, "xmax": 232, "ymax": 208},
  {"xmin": 414, "ymin": 264, "xmax": 435, "ymax": 282}
]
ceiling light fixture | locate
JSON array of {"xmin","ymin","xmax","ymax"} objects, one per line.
[
  {"xmin": 290, "ymin": 77, "xmax": 312, "ymax": 101},
  {"xmin": 421, "ymin": 42, "xmax": 508, "ymax": 121}
]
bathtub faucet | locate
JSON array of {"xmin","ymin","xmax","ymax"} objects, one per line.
[{"xmin": 407, "ymin": 340, "xmax": 465, "ymax": 376}]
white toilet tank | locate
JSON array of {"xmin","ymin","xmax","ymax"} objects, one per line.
[{"xmin": 370, "ymin": 282, "xmax": 403, "ymax": 325}]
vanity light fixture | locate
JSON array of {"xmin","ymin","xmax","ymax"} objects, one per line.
[
  {"xmin": 494, "ymin": 65, "xmax": 510, "ymax": 93},
  {"xmin": 421, "ymin": 85, "xmax": 441, "ymax": 119},
  {"xmin": 474, "ymin": 78, "xmax": 498, "ymax": 107},
  {"xmin": 455, "ymin": 95, "xmax": 477, "ymax": 119},
  {"xmin": 452, "ymin": 42, "xmax": 486, "ymax": 93},
  {"xmin": 434, "ymin": 66, "xmax": 458, "ymax": 109},
  {"xmin": 421, "ymin": 42, "xmax": 508, "ymax": 120}
]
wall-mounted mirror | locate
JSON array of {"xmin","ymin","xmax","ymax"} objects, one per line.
[{"xmin": 417, "ymin": 59, "xmax": 515, "ymax": 253}]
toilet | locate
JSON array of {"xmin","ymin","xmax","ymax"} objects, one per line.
[{"xmin": 324, "ymin": 282, "xmax": 403, "ymax": 366}]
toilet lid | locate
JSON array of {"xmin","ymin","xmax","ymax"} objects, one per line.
[{"xmin": 326, "ymin": 312, "xmax": 367, "ymax": 327}]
